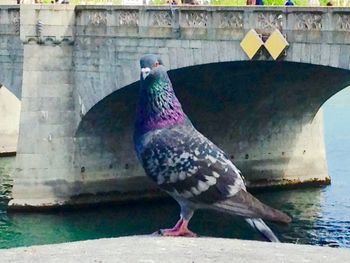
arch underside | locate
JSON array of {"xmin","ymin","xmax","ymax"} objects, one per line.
[
  {"xmin": 0, "ymin": 72, "xmax": 21, "ymax": 100},
  {"xmin": 0, "ymin": 34, "xmax": 23, "ymax": 100},
  {"xmin": 74, "ymin": 61, "xmax": 350, "ymax": 199}
]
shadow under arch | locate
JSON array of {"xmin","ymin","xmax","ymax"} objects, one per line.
[{"xmin": 73, "ymin": 61, "xmax": 350, "ymax": 198}]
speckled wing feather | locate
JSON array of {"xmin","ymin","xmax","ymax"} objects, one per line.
[
  {"xmin": 139, "ymin": 120, "xmax": 246, "ymax": 205},
  {"xmin": 139, "ymin": 120, "xmax": 291, "ymax": 224}
]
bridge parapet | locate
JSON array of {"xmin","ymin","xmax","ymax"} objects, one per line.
[
  {"xmin": 0, "ymin": 5, "xmax": 20, "ymax": 36},
  {"xmin": 20, "ymin": 4, "xmax": 75, "ymax": 45},
  {"xmin": 74, "ymin": 6, "xmax": 350, "ymax": 42}
]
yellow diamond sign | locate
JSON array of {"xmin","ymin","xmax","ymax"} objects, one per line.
[
  {"xmin": 264, "ymin": 29, "xmax": 289, "ymax": 60},
  {"xmin": 240, "ymin": 29, "xmax": 264, "ymax": 60}
]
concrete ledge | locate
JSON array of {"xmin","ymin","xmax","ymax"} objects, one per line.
[{"xmin": 1, "ymin": 236, "xmax": 350, "ymax": 262}]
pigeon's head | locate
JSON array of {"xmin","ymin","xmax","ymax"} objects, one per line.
[
  {"xmin": 135, "ymin": 54, "xmax": 184, "ymax": 134},
  {"xmin": 140, "ymin": 54, "xmax": 163, "ymax": 81}
]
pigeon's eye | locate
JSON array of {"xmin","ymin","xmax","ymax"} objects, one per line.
[
  {"xmin": 141, "ymin": 67, "xmax": 151, "ymax": 80},
  {"xmin": 153, "ymin": 61, "xmax": 160, "ymax": 67}
]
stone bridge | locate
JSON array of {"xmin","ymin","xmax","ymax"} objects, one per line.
[{"xmin": 1, "ymin": 4, "xmax": 350, "ymax": 208}]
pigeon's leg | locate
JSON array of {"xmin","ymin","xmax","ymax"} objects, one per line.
[
  {"xmin": 158, "ymin": 206, "xmax": 196, "ymax": 237},
  {"xmin": 159, "ymin": 217, "xmax": 196, "ymax": 237}
]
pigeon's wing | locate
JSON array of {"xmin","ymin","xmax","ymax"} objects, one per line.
[
  {"xmin": 140, "ymin": 125, "xmax": 246, "ymax": 205},
  {"xmin": 140, "ymin": 125, "xmax": 291, "ymax": 224}
]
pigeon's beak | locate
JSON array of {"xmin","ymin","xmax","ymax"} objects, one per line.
[{"xmin": 141, "ymin": 67, "xmax": 151, "ymax": 80}]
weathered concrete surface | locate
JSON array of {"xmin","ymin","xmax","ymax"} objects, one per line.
[
  {"xmin": 1, "ymin": 236, "xmax": 350, "ymax": 263},
  {"xmin": 3, "ymin": 5, "xmax": 350, "ymax": 207}
]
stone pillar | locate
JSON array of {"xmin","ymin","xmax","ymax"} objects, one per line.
[{"xmin": 9, "ymin": 5, "xmax": 76, "ymax": 207}]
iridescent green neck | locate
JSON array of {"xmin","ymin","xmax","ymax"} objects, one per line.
[{"xmin": 135, "ymin": 71, "xmax": 185, "ymax": 135}]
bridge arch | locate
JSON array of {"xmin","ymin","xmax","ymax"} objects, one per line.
[
  {"xmin": 74, "ymin": 61, "xmax": 350, "ymax": 198},
  {"xmin": 74, "ymin": 6, "xmax": 350, "ymax": 119},
  {"xmin": 75, "ymin": 41, "xmax": 350, "ymax": 120}
]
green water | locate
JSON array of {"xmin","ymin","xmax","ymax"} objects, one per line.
[
  {"xmin": 1, "ymin": 89, "xmax": 350, "ymax": 249},
  {"xmin": 0, "ymin": 186, "xmax": 346, "ymax": 248},
  {"xmin": 0, "ymin": 156, "xmax": 13, "ymax": 209}
]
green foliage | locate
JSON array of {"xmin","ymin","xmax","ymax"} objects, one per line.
[
  {"xmin": 151, "ymin": 0, "xmax": 167, "ymax": 4},
  {"xmin": 210, "ymin": 0, "xmax": 331, "ymax": 5}
]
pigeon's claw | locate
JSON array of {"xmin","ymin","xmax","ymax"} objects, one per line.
[
  {"xmin": 155, "ymin": 218, "xmax": 197, "ymax": 237},
  {"xmin": 159, "ymin": 227, "xmax": 197, "ymax": 237}
]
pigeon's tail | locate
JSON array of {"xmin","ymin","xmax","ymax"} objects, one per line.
[
  {"xmin": 245, "ymin": 218, "xmax": 280, "ymax": 242},
  {"xmin": 212, "ymin": 190, "xmax": 292, "ymax": 224}
]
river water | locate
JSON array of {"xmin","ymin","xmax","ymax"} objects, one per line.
[{"xmin": 0, "ymin": 89, "xmax": 350, "ymax": 249}]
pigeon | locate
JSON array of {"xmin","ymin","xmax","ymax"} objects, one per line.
[{"xmin": 133, "ymin": 54, "xmax": 291, "ymax": 242}]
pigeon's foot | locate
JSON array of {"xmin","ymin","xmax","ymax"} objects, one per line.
[
  {"xmin": 155, "ymin": 218, "xmax": 197, "ymax": 237},
  {"xmin": 159, "ymin": 227, "xmax": 197, "ymax": 237}
]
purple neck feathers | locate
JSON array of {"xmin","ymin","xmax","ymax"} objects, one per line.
[{"xmin": 135, "ymin": 75, "xmax": 185, "ymax": 135}]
